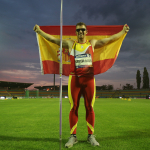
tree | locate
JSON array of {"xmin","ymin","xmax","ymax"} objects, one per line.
[
  {"xmin": 143, "ymin": 67, "xmax": 149, "ymax": 89},
  {"xmin": 101, "ymin": 85, "xmax": 107, "ymax": 90},
  {"xmin": 122, "ymin": 84, "xmax": 133, "ymax": 90},
  {"xmin": 136, "ymin": 70, "xmax": 141, "ymax": 89},
  {"xmin": 107, "ymin": 84, "xmax": 114, "ymax": 90}
]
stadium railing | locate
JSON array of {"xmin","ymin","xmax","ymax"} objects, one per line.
[{"xmin": 1, "ymin": 89, "xmax": 149, "ymax": 99}]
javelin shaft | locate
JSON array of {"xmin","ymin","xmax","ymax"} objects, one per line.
[{"xmin": 59, "ymin": 0, "xmax": 63, "ymax": 146}]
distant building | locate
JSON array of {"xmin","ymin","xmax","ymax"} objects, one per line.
[
  {"xmin": 34, "ymin": 85, "xmax": 105, "ymax": 91},
  {"xmin": 34, "ymin": 85, "xmax": 68, "ymax": 91},
  {"xmin": 0, "ymin": 81, "xmax": 33, "ymax": 90}
]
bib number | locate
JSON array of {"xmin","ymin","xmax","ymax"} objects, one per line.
[{"xmin": 75, "ymin": 54, "xmax": 92, "ymax": 68}]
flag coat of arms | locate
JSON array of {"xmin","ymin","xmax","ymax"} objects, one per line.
[{"xmin": 36, "ymin": 25, "xmax": 126, "ymax": 76}]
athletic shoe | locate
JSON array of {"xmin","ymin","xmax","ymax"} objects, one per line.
[
  {"xmin": 87, "ymin": 135, "xmax": 100, "ymax": 146},
  {"xmin": 65, "ymin": 135, "xmax": 78, "ymax": 148}
]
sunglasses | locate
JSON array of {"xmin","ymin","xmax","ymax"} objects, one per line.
[{"xmin": 76, "ymin": 28, "xmax": 86, "ymax": 32}]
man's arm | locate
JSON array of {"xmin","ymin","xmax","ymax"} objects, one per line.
[
  {"xmin": 33, "ymin": 24, "xmax": 73, "ymax": 49},
  {"xmin": 91, "ymin": 24, "xmax": 130, "ymax": 49}
]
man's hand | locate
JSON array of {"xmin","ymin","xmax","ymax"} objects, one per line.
[
  {"xmin": 123, "ymin": 24, "xmax": 130, "ymax": 33},
  {"xmin": 33, "ymin": 24, "xmax": 73, "ymax": 49},
  {"xmin": 33, "ymin": 24, "xmax": 40, "ymax": 33}
]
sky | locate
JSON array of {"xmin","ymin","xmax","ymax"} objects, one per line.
[{"xmin": 0, "ymin": 0, "xmax": 150, "ymax": 90}]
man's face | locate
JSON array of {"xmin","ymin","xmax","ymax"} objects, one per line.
[{"xmin": 76, "ymin": 25, "xmax": 87, "ymax": 39}]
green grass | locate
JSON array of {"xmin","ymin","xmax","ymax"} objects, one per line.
[{"xmin": 0, "ymin": 98, "xmax": 150, "ymax": 150}]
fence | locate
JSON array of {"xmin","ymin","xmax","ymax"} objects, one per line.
[
  {"xmin": 96, "ymin": 89, "xmax": 150, "ymax": 98},
  {"xmin": 0, "ymin": 89, "xmax": 150, "ymax": 99}
]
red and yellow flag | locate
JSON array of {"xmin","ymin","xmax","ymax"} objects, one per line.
[{"xmin": 36, "ymin": 25, "xmax": 126, "ymax": 76}]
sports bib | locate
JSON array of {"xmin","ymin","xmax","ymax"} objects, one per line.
[{"xmin": 75, "ymin": 54, "xmax": 92, "ymax": 68}]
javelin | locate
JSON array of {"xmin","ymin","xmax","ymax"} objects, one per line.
[{"xmin": 59, "ymin": 0, "xmax": 63, "ymax": 149}]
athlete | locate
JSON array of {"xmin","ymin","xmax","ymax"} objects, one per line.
[{"xmin": 33, "ymin": 22, "xmax": 129, "ymax": 148}]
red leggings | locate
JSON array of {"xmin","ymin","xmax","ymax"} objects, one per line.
[{"xmin": 68, "ymin": 75, "xmax": 95, "ymax": 134}]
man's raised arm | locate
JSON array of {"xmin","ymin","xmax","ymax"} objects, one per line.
[
  {"xmin": 33, "ymin": 24, "xmax": 71, "ymax": 49},
  {"xmin": 91, "ymin": 24, "xmax": 130, "ymax": 49}
]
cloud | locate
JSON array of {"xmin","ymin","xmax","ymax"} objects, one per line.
[
  {"xmin": 73, "ymin": 0, "xmax": 150, "ymax": 40},
  {"xmin": 0, "ymin": 0, "xmax": 149, "ymax": 90},
  {"xmin": 24, "ymin": 63, "xmax": 40, "ymax": 70},
  {"xmin": 0, "ymin": 69, "xmax": 40, "ymax": 79}
]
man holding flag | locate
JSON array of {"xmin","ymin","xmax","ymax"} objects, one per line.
[{"xmin": 33, "ymin": 22, "xmax": 129, "ymax": 148}]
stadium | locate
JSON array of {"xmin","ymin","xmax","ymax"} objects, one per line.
[
  {"xmin": 0, "ymin": 80, "xmax": 150, "ymax": 99},
  {"xmin": 1, "ymin": 0, "xmax": 150, "ymax": 149},
  {"xmin": 0, "ymin": 80, "xmax": 150, "ymax": 150}
]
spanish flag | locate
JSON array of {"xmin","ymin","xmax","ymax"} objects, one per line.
[{"xmin": 36, "ymin": 25, "xmax": 126, "ymax": 76}]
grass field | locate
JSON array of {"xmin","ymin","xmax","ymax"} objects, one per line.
[{"xmin": 0, "ymin": 98, "xmax": 150, "ymax": 150}]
